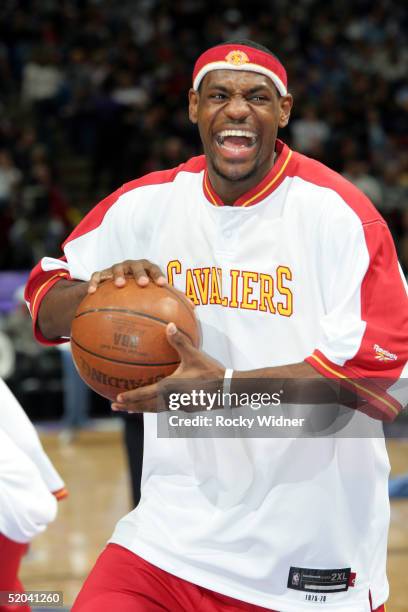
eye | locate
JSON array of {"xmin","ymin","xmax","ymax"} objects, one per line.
[
  {"xmin": 249, "ymin": 95, "xmax": 268, "ymax": 102},
  {"xmin": 209, "ymin": 93, "xmax": 227, "ymax": 100}
]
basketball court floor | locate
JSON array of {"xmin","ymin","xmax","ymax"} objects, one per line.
[{"xmin": 20, "ymin": 425, "xmax": 408, "ymax": 611}]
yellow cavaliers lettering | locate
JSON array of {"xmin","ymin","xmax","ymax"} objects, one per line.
[{"xmin": 167, "ymin": 260, "xmax": 293, "ymax": 316}]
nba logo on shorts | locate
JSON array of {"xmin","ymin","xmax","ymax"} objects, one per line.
[{"xmin": 292, "ymin": 572, "xmax": 300, "ymax": 586}]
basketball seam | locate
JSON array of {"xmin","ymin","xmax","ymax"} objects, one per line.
[
  {"xmin": 164, "ymin": 286, "xmax": 198, "ymax": 328},
  {"xmin": 74, "ymin": 307, "xmax": 196, "ymax": 345},
  {"xmin": 70, "ymin": 336, "xmax": 181, "ymax": 367}
]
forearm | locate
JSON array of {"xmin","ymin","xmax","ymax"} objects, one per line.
[
  {"xmin": 37, "ymin": 279, "xmax": 89, "ymax": 340},
  {"xmin": 230, "ymin": 362, "xmax": 338, "ymax": 406},
  {"xmin": 35, "ymin": 258, "xmax": 169, "ymax": 343},
  {"xmin": 235, "ymin": 361, "xmax": 322, "ymax": 380}
]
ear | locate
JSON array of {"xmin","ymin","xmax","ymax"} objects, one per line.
[
  {"xmin": 188, "ymin": 88, "xmax": 199, "ymax": 124},
  {"xmin": 278, "ymin": 94, "xmax": 293, "ymax": 129}
]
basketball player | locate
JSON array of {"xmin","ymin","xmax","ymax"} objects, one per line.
[
  {"xmin": 25, "ymin": 41, "xmax": 407, "ymax": 611},
  {"xmin": 0, "ymin": 378, "xmax": 67, "ymax": 612}
]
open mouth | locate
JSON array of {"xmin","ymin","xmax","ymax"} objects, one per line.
[{"xmin": 215, "ymin": 129, "xmax": 257, "ymax": 155}]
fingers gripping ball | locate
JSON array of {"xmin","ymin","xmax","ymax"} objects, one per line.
[{"xmin": 71, "ymin": 280, "xmax": 200, "ymax": 400}]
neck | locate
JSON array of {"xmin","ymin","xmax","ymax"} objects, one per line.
[{"xmin": 207, "ymin": 152, "xmax": 277, "ymax": 206}]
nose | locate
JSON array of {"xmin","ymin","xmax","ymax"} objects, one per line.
[{"xmin": 224, "ymin": 94, "xmax": 250, "ymax": 120}]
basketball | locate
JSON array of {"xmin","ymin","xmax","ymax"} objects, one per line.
[{"xmin": 71, "ymin": 279, "xmax": 200, "ymax": 400}]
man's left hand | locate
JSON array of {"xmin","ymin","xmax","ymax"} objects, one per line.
[{"xmin": 111, "ymin": 322, "xmax": 225, "ymax": 413}]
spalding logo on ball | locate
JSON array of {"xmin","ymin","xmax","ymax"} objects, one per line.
[{"xmin": 70, "ymin": 279, "xmax": 201, "ymax": 400}]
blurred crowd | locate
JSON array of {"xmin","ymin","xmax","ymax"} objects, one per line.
[{"xmin": 0, "ymin": 0, "xmax": 407, "ymax": 275}]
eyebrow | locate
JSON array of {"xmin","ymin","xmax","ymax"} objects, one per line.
[{"xmin": 207, "ymin": 84, "xmax": 272, "ymax": 94}]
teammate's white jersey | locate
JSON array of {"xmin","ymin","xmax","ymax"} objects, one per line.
[
  {"xmin": 26, "ymin": 140, "xmax": 408, "ymax": 611},
  {"xmin": 0, "ymin": 378, "xmax": 66, "ymax": 542}
]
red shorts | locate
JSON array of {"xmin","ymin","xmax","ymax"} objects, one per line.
[
  {"xmin": 72, "ymin": 543, "xmax": 386, "ymax": 612},
  {"xmin": 0, "ymin": 534, "xmax": 30, "ymax": 612}
]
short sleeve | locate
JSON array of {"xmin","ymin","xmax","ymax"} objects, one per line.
[{"xmin": 306, "ymin": 218, "xmax": 408, "ymax": 421}]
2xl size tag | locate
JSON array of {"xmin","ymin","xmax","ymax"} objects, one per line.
[{"xmin": 288, "ymin": 567, "xmax": 351, "ymax": 593}]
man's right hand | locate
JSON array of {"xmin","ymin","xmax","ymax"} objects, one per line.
[
  {"xmin": 38, "ymin": 259, "xmax": 166, "ymax": 340},
  {"xmin": 88, "ymin": 259, "xmax": 167, "ymax": 293}
]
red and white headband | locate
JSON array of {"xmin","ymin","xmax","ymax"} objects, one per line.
[{"xmin": 192, "ymin": 44, "xmax": 288, "ymax": 95}]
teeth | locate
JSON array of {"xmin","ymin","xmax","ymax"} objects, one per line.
[{"xmin": 216, "ymin": 130, "xmax": 257, "ymax": 145}]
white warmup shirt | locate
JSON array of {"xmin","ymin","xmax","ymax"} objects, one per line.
[
  {"xmin": 0, "ymin": 378, "xmax": 66, "ymax": 542},
  {"xmin": 26, "ymin": 140, "xmax": 408, "ymax": 611}
]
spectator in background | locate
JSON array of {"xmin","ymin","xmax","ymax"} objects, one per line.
[
  {"xmin": 0, "ymin": 42, "xmax": 12, "ymax": 97},
  {"xmin": 343, "ymin": 159, "xmax": 383, "ymax": 208},
  {"xmin": 0, "ymin": 150, "xmax": 21, "ymax": 210},
  {"xmin": 376, "ymin": 37, "xmax": 408, "ymax": 84},
  {"xmin": 21, "ymin": 46, "xmax": 65, "ymax": 145},
  {"xmin": 10, "ymin": 160, "xmax": 70, "ymax": 265},
  {"xmin": 21, "ymin": 47, "xmax": 63, "ymax": 108},
  {"xmin": 89, "ymin": 79, "xmax": 123, "ymax": 194},
  {"xmin": 13, "ymin": 128, "xmax": 38, "ymax": 176},
  {"xmin": 151, "ymin": 136, "xmax": 189, "ymax": 172},
  {"xmin": 112, "ymin": 70, "xmax": 148, "ymax": 109},
  {"xmin": 58, "ymin": 342, "xmax": 91, "ymax": 444},
  {"xmin": 0, "ymin": 151, "xmax": 22, "ymax": 270},
  {"xmin": 381, "ymin": 163, "xmax": 408, "ymax": 213},
  {"xmin": 290, "ymin": 105, "xmax": 330, "ymax": 158}
]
